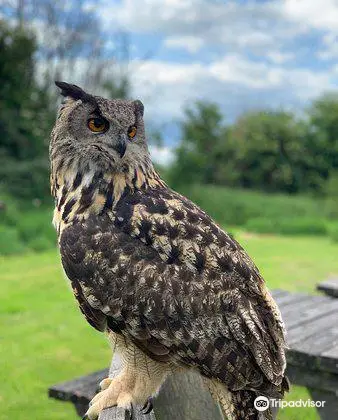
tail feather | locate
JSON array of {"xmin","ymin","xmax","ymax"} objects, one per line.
[
  {"xmin": 206, "ymin": 378, "xmax": 284, "ymax": 420},
  {"xmin": 218, "ymin": 388, "xmax": 273, "ymax": 420}
]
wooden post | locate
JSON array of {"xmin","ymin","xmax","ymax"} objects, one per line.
[
  {"xmin": 49, "ymin": 290, "xmax": 338, "ymax": 419},
  {"xmin": 99, "ymin": 354, "xmax": 223, "ymax": 420}
]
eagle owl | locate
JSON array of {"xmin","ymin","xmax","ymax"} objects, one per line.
[{"xmin": 50, "ymin": 81, "xmax": 288, "ymax": 420}]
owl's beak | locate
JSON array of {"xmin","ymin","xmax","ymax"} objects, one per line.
[{"xmin": 114, "ymin": 139, "xmax": 127, "ymax": 158}]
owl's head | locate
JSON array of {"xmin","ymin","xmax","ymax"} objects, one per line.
[{"xmin": 50, "ymin": 81, "xmax": 149, "ymax": 174}]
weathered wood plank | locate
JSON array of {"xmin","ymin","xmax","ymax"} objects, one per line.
[
  {"xmin": 270, "ymin": 289, "xmax": 290, "ymax": 299},
  {"xmin": 48, "ymin": 369, "xmax": 109, "ymax": 403},
  {"xmin": 286, "ymin": 311, "xmax": 338, "ymax": 347},
  {"xmin": 291, "ymin": 325, "xmax": 338, "ymax": 355},
  {"xmin": 287, "ymin": 349, "xmax": 338, "ymax": 379},
  {"xmin": 286, "ymin": 363, "xmax": 338, "ymax": 393},
  {"xmin": 49, "ymin": 289, "xmax": 338, "ymax": 418},
  {"xmin": 281, "ymin": 297, "xmax": 338, "ymax": 330},
  {"xmin": 100, "ymin": 408, "xmax": 133, "ymax": 420},
  {"xmin": 49, "ymin": 358, "xmax": 338, "ymax": 417},
  {"xmin": 48, "ymin": 369, "xmax": 109, "ymax": 417},
  {"xmin": 322, "ymin": 344, "xmax": 338, "ymax": 358},
  {"xmin": 274, "ymin": 292, "xmax": 315, "ymax": 307},
  {"xmin": 317, "ymin": 278, "xmax": 338, "ymax": 298},
  {"xmin": 154, "ymin": 370, "xmax": 222, "ymax": 420},
  {"xmin": 308, "ymin": 389, "xmax": 338, "ymax": 420},
  {"xmin": 277, "ymin": 295, "xmax": 328, "ymax": 320},
  {"xmin": 98, "ymin": 354, "xmax": 222, "ymax": 420}
]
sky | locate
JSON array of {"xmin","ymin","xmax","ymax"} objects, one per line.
[
  {"xmin": 4, "ymin": 0, "xmax": 338, "ymax": 162},
  {"xmin": 94, "ymin": 0, "xmax": 338, "ymax": 138}
]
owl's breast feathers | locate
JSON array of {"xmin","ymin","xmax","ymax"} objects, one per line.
[{"xmin": 60, "ymin": 183, "xmax": 287, "ymax": 396}]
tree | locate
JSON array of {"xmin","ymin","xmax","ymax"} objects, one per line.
[
  {"xmin": 0, "ymin": 22, "xmax": 53, "ymax": 200},
  {"xmin": 169, "ymin": 101, "xmax": 229, "ymax": 187},
  {"xmin": 0, "ymin": 2, "xmax": 133, "ymax": 201},
  {"xmin": 325, "ymin": 170, "xmax": 338, "ymax": 219},
  {"xmin": 1, "ymin": 1, "xmax": 132, "ymax": 97},
  {"xmin": 228, "ymin": 111, "xmax": 311, "ymax": 193},
  {"xmin": 169, "ymin": 103, "xmax": 323, "ymax": 194},
  {"xmin": 306, "ymin": 93, "xmax": 338, "ymax": 181}
]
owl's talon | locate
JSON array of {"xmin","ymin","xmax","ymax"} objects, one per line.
[
  {"xmin": 98, "ymin": 377, "xmax": 113, "ymax": 391},
  {"xmin": 84, "ymin": 377, "xmax": 136, "ymax": 420},
  {"xmin": 141, "ymin": 397, "xmax": 153, "ymax": 414},
  {"xmin": 128, "ymin": 403, "xmax": 134, "ymax": 420}
]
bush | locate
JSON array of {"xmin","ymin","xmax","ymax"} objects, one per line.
[
  {"xmin": 178, "ymin": 184, "xmax": 325, "ymax": 227},
  {"xmin": 325, "ymin": 171, "xmax": 338, "ymax": 220},
  {"xmin": 245, "ymin": 217, "xmax": 328, "ymax": 236},
  {"xmin": 0, "ymin": 196, "xmax": 55, "ymax": 254},
  {"xmin": 0, "ymin": 193, "xmax": 21, "ymax": 227},
  {"xmin": 0, "ymin": 158, "xmax": 50, "ymax": 201},
  {"xmin": 328, "ymin": 222, "xmax": 338, "ymax": 242},
  {"xmin": 0, "ymin": 184, "xmax": 333, "ymax": 256},
  {"xmin": 16, "ymin": 209, "xmax": 55, "ymax": 244},
  {"xmin": 27, "ymin": 236, "xmax": 54, "ymax": 252},
  {"xmin": 0, "ymin": 225, "xmax": 25, "ymax": 255}
]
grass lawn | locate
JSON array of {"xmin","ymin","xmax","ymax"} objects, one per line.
[{"xmin": 1, "ymin": 233, "xmax": 338, "ymax": 420}]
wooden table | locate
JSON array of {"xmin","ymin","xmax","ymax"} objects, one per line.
[
  {"xmin": 317, "ymin": 277, "xmax": 338, "ymax": 298},
  {"xmin": 49, "ymin": 290, "xmax": 338, "ymax": 419}
]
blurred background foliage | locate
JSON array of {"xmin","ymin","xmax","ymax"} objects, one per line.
[
  {"xmin": 168, "ymin": 102, "xmax": 338, "ymax": 195},
  {"xmin": 1, "ymin": 4, "xmax": 338, "ymax": 420},
  {"xmin": 1, "ymin": 2, "xmax": 338, "ymax": 256}
]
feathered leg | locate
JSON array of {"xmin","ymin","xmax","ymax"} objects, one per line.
[{"xmin": 206, "ymin": 379, "xmax": 273, "ymax": 420}]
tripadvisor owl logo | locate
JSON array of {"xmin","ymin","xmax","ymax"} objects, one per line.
[{"xmin": 254, "ymin": 396, "xmax": 270, "ymax": 411}]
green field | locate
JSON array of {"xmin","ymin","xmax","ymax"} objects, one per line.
[
  {"xmin": 2, "ymin": 233, "xmax": 338, "ymax": 420},
  {"xmin": 2, "ymin": 183, "xmax": 335, "ymax": 257}
]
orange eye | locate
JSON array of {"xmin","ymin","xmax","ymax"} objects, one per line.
[
  {"xmin": 128, "ymin": 125, "xmax": 137, "ymax": 139},
  {"xmin": 88, "ymin": 117, "xmax": 108, "ymax": 133}
]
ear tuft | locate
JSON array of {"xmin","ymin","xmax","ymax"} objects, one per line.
[
  {"xmin": 55, "ymin": 81, "xmax": 97, "ymax": 105},
  {"xmin": 133, "ymin": 99, "xmax": 144, "ymax": 117}
]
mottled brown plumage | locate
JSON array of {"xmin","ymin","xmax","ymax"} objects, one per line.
[{"xmin": 50, "ymin": 82, "xmax": 288, "ymax": 420}]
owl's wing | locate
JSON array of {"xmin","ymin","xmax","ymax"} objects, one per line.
[{"xmin": 60, "ymin": 186, "xmax": 286, "ymax": 393}]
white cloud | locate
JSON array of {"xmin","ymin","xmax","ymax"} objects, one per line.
[
  {"xmin": 42, "ymin": 51, "xmax": 334, "ymax": 129},
  {"xmin": 209, "ymin": 55, "xmax": 280, "ymax": 89},
  {"xmin": 212, "ymin": 55, "xmax": 333, "ymax": 99},
  {"xmin": 283, "ymin": 0, "xmax": 338, "ymax": 32},
  {"xmin": 266, "ymin": 51, "xmax": 295, "ymax": 64},
  {"xmin": 99, "ymin": 0, "xmax": 338, "ymax": 63},
  {"xmin": 164, "ymin": 36, "xmax": 204, "ymax": 53},
  {"xmin": 149, "ymin": 145, "xmax": 175, "ymax": 166},
  {"xmin": 32, "ymin": 1, "xmax": 338, "ymax": 133},
  {"xmin": 100, "ymin": 0, "xmax": 294, "ymax": 53},
  {"xmin": 130, "ymin": 60, "xmax": 208, "ymax": 120},
  {"xmin": 96, "ymin": 0, "xmax": 337, "ymax": 125},
  {"xmin": 281, "ymin": 0, "xmax": 338, "ymax": 60},
  {"xmin": 100, "ymin": 0, "xmax": 194, "ymax": 32},
  {"xmin": 130, "ymin": 55, "xmax": 334, "ymax": 125},
  {"xmin": 318, "ymin": 32, "xmax": 338, "ymax": 60}
]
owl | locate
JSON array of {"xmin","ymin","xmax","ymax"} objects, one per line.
[{"xmin": 50, "ymin": 81, "xmax": 288, "ymax": 420}]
